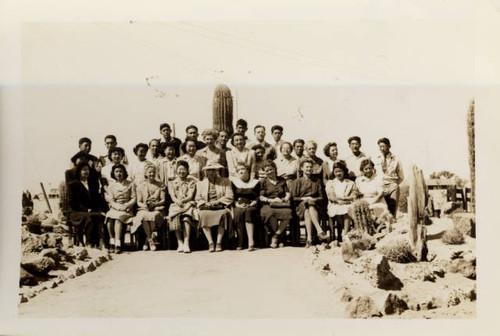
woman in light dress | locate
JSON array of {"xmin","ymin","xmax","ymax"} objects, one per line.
[
  {"xmin": 355, "ymin": 159, "xmax": 390, "ymax": 219},
  {"xmin": 179, "ymin": 137, "xmax": 206, "ymax": 180}
]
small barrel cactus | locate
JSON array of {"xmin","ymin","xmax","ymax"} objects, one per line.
[
  {"xmin": 212, "ymin": 84, "xmax": 233, "ymax": 135},
  {"xmin": 348, "ymin": 200, "xmax": 376, "ymax": 235}
]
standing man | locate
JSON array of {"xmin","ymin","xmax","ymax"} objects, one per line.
[
  {"xmin": 97, "ymin": 135, "xmax": 129, "ymax": 169},
  {"xmin": 70, "ymin": 137, "xmax": 99, "ymax": 169},
  {"xmin": 235, "ymin": 119, "xmax": 249, "ymax": 139},
  {"xmin": 184, "ymin": 125, "xmax": 206, "ymax": 152},
  {"xmin": 271, "ymin": 125, "xmax": 286, "ymax": 158},
  {"xmin": 246, "ymin": 125, "xmax": 276, "ymax": 161},
  {"xmin": 148, "ymin": 138, "xmax": 165, "ymax": 165},
  {"xmin": 159, "ymin": 123, "xmax": 182, "ymax": 157},
  {"xmin": 374, "ymin": 138, "xmax": 404, "ymax": 217},
  {"xmin": 344, "ymin": 136, "xmax": 369, "ymax": 180},
  {"xmin": 292, "ymin": 139, "xmax": 305, "ymax": 160}
]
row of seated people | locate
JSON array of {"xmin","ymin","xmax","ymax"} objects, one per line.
[{"xmin": 64, "ymin": 149, "xmax": 392, "ymax": 254}]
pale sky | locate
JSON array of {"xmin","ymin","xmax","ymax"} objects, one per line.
[{"xmin": 20, "ymin": 21, "xmax": 477, "ymax": 192}]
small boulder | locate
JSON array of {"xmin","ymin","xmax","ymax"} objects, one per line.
[
  {"xmin": 346, "ymin": 295, "xmax": 382, "ymax": 318},
  {"xmin": 383, "ymin": 293, "xmax": 408, "ymax": 315},
  {"xmin": 340, "ymin": 290, "xmax": 354, "ymax": 303},
  {"xmin": 51, "ymin": 281, "xmax": 58, "ymax": 289},
  {"xmin": 68, "ymin": 247, "xmax": 89, "ymax": 261},
  {"xmin": 20, "ymin": 267, "xmax": 38, "ymax": 286},
  {"xmin": 451, "ymin": 212, "xmax": 476, "ymax": 238},
  {"xmin": 444, "ymin": 258, "xmax": 476, "ymax": 279},
  {"xmin": 442, "ymin": 201, "xmax": 462, "ymax": 215},
  {"xmin": 85, "ymin": 261, "xmax": 96, "ymax": 272},
  {"xmin": 53, "ymin": 224, "xmax": 70, "ymax": 234},
  {"xmin": 41, "ymin": 233, "xmax": 63, "ymax": 248},
  {"xmin": 21, "ymin": 256, "xmax": 56, "ymax": 275},
  {"xmin": 354, "ymin": 254, "xmax": 403, "ymax": 290},
  {"xmin": 21, "ymin": 228, "xmax": 44, "ymax": 255},
  {"xmin": 19, "ymin": 294, "xmax": 28, "ymax": 303}
]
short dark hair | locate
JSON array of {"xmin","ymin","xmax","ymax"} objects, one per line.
[
  {"xmin": 79, "ymin": 137, "xmax": 92, "ymax": 145},
  {"xmin": 261, "ymin": 160, "xmax": 277, "ymax": 172},
  {"xmin": 180, "ymin": 137, "xmax": 198, "ymax": 153},
  {"xmin": 377, "ymin": 137, "xmax": 391, "ymax": 146},
  {"xmin": 104, "ymin": 135, "xmax": 117, "ymax": 142},
  {"xmin": 254, "ymin": 125, "xmax": 265, "ymax": 132},
  {"xmin": 108, "ymin": 147, "xmax": 125, "ymax": 159},
  {"xmin": 359, "ymin": 159, "xmax": 375, "ymax": 172},
  {"xmin": 149, "ymin": 138, "xmax": 161, "ymax": 146},
  {"xmin": 70, "ymin": 151, "xmax": 89, "ymax": 164},
  {"xmin": 75, "ymin": 162, "xmax": 91, "ymax": 179},
  {"xmin": 133, "ymin": 143, "xmax": 149, "ymax": 155},
  {"xmin": 271, "ymin": 125, "xmax": 283, "ymax": 133},
  {"xmin": 176, "ymin": 160, "xmax": 189, "ymax": 171},
  {"xmin": 330, "ymin": 161, "xmax": 348, "ymax": 180},
  {"xmin": 299, "ymin": 157, "xmax": 314, "ymax": 168},
  {"xmin": 323, "ymin": 142, "xmax": 338, "ymax": 157},
  {"xmin": 110, "ymin": 163, "xmax": 129, "ymax": 180},
  {"xmin": 348, "ymin": 136, "xmax": 361, "ymax": 144},
  {"xmin": 163, "ymin": 141, "xmax": 177, "ymax": 150},
  {"xmin": 230, "ymin": 132, "xmax": 247, "ymax": 146},
  {"xmin": 159, "ymin": 123, "xmax": 171, "ymax": 130},
  {"xmin": 236, "ymin": 119, "xmax": 248, "ymax": 128},
  {"xmin": 293, "ymin": 139, "xmax": 305, "ymax": 147},
  {"xmin": 185, "ymin": 125, "xmax": 198, "ymax": 133},
  {"xmin": 251, "ymin": 144, "xmax": 265, "ymax": 151}
]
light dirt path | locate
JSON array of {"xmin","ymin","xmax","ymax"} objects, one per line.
[{"xmin": 18, "ymin": 247, "xmax": 346, "ymax": 318}]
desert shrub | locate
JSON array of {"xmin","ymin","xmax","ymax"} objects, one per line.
[
  {"xmin": 441, "ymin": 228, "xmax": 465, "ymax": 245},
  {"xmin": 378, "ymin": 237, "xmax": 416, "ymax": 263}
]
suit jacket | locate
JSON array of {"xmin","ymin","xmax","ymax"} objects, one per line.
[
  {"xmin": 195, "ymin": 177, "xmax": 234, "ymax": 206},
  {"xmin": 67, "ymin": 179, "xmax": 104, "ymax": 212}
]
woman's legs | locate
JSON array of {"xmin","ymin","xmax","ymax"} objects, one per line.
[
  {"xmin": 245, "ymin": 222, "xmax": 255, "ymax": 249},
  {"xmin": 202, "ymin": 227, "xmax": 214, "ymax": 251},
  {"xmin": 183, "ymin": 218, "xmax": 192, "ymax": 253},
  {"xmin": 114, "ymin": 220, "xmax": 123, "ymax": 249},
  {"xmin": 308, "ymin": 206, "xmax": 325, "ymax": 235},
  {"xmin": 174, "ymin": 230, "xmax": 184, "ymax": 252},
  {"xmin": 342, "ymin": 215, "xmax": 351, "ymax": 240},
  {"xmin": 142, "ymin": 221, "xmax": 156, "ymax": 250},
  {"xmin": 235, "ymin": 220, "xmax": 245, "ymax": 248},
  {"xmin": 216, "ymin": 226, "xmax": 225, "ymax": 245},
  {"xmin": 106, "ymin": 219, "xmax": 116, "ymax": 246},
  {"xmin": 304, "ymin": 209, "xmax": 313, "ymax": 243}
]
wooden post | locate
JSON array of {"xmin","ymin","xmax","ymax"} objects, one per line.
[
  {"xmin": 40, "ymin": 182, "xmax": 53, "ymax": 214},
  {"xmin": 407, "ymin": 165, "xmax": 428, "ymax": 261}
]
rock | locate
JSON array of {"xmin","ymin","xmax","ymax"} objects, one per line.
[
  {"xmin": 340, "ymin": 290, "xmax": 353, "ymax": 302},
  {"xmin": 53, "ymin": 224, "xmax": 69, "ymax": 234},
  {"xmin": 451, "ymin": 212, "xmax": 476, "ymax": 238},
  {"xmin": 94, "ymin": 259, "xmax": 101, "ymax": 267},
  {"xmin": 51, "ymin": 281, "xmax": 58, "ymax": 289},
  {"xmin": 427, "ymin": 252, "xmax": 437, "ymax": 262},
  {"xmin": 420, "ymin": 297, "xmax": 438, "ymax": 310},
  {"xmin": 27, "ymin": 291, "xmax": 37, "ymax": 299},
  {"xmin": 346, "ymin": 295, "xmax": 382, "ymax": 318},
  {"xmin": 38, "ymin": 213, "xmax": 48, "ymax": 221},
  {"xmin": 353, "ymin": 254, "xmax": 403, "ymax": 290},
  {"xmin": 445, "ymin": 258, "xmax": 476, "ymax": 279},
  {"xmin": 74, "ymin": 266, "xmax": 85, "ymax": 277},
  {"xmin": 383, "ymin": 294, "xmax": 408, "ymax": 315},
  {"xmin": 19, "ymin": 294, "xmax": 28, "ymax": 303},
  {"xmin": 23, "ymin": 216, "xmax": 42, "ymax": 234},
  {"xmin": 442, "ymin": 201, "xmax": 462, "ymax": 215},
  {"xmin": 69, "ymin": 274, "xmax": 75, "ymax": 279},
  {"xmin": 431, "ymin": 265, "xmax": 446, "ymax": 278},
  {"xmin": 86, "ymin": 261, "xmax": 96, "ymax": 272},
  {"xmin": 21, "ymin": 228, "xmax": 44, "ymax": 255},
  {"xmin": 98, "ymin": 255, "xmax": 108, "ymax": 264},
  {"xmin": 21, "ymin": 256, "xmax": 56, "ymax": 275},
  {"xmin": 41, "ymin": 248, "xmax": 61, "ymax": 263},
  {"xmin": 40, "ymin": 233, "xmax": 63, "ymax": 248},
  {"xmin": 68, "ymin": 247, "xmax": 89, "ymax": 261},
  {"xmin": 20, "ymin": 267, "xmax": 38, "ymax": 286}
]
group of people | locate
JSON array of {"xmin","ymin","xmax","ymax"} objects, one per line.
[{"xmin": 62, "ymin": 119, "xmax": 404, "ymax": 254}]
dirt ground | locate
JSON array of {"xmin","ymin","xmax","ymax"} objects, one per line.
[{"xmin": 18, "ymin": 247, "xmax": 347, "ymax": 318}]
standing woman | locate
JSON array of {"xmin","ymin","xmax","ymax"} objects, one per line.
[
  {"xmin": 131, "ymin": 164, "xmax": 166, "ymax": 251},
  {"xmin": 195, "ymin": 161, "xmax": 234, "ymax": 252},
  {"xmin": 231, "ymin": 163, "xmax": 260, "ymax": 251},
  {"xmin": 179, "ymin": 137, "xmax": 206, "ymax": 180},
  {"xmin": 259, "ymin": 160, "xmax": 292, "ymax": 248},
  {"xmin": 101, "ymin": 147, "xmax": 127, "ymax": 185},
  {"xmin": 226, "ymin": 132, "xmax": 255, "ymax": 179},
  {"xmin": 67, "ymin": 162, "xmax": 106, "ymax": 248},
  {"xmin": 167, "ymin": 160, "xmax": 197, "ymax": 253},
  {"xmin": 303, "ymin": 140, "xmax": 324, "ymax": 180},
  {"xmin": 104, "ymin": 163, "xmax": 136, "ymax": 253},
  {"xmin": 197, "ymin": 129, "xmax": 222, "ymax": 163},
  {"xmin": 290, "ymin": 158, "xmax": 329, "ymax": 248},
  {"xmin": 129, "ymin": 143, "xmax": 154, "ymax": 185},
  {"xmin": 322, "ymin": 142, "xmax": 346, "ymax": 185},
  {"xmin": 274, "ymin": 141, "xmax": 299, "ymax": 183},
  {"xmin": 216, "ymin": 129, "xmax": 231, "ymax": 177},
  {"xmin": 325, "ymin": 161, "xmax": 358, "ymax": 243}
]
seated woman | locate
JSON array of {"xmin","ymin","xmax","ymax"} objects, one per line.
[
  {"xmin": 226, "ymin": 132, "xmax": 255, "ymax": 179},
  {"xmin": 104, "ymin": 163, "xmax": 136, "ymax": 253},
  {"xmin": 101, "ymin": 147, "xmax": 127, "ymax": 185},
  {"xmin": 325, "ymin": 161, "xmax": 358, "ymax": 243},
  {"xmin": 167, "ymin": 160, "xmax": 197, "ymax": 254},
  {"xmin": 231, "ymin": 163, "xmax": 260, "ymax": 251},
  {"xmin": 67, "ymin": 162, "xmax": 106, "ymax": 248},
  {"xmin": 179, "ymin": 137, "xmax": 206, "ymax": 180},
  {"xmin": 259, "ymin": 160, "xmax": 292, "ymax": 248},
  {"xmin": 131, "ymin": 164, "xmax": 166, "ymax": 251},
  {"xmin": 195, "ymin": 161, "xmax": 234, "ymax": 252},
  {"xmin": 303, "ymin": 140, "xmax": 324, "ymax": 180},
  {"xmin": 290, "ymin": 158, "xmax": 329, "ymax": 248},
  {"xmin": 322, "ymin": 142, "xmax": 346, "ymax": 185},
  {"xmin": 274, "ymin": 141, "xmax": 299, "ymax": 183},
  {"xmin": 355, "ymin": 159, "xmax": 390, "ymax": 219},
  {"xmin": 129, "ymin": 143, "xmax": 154, "ymax": 185}
]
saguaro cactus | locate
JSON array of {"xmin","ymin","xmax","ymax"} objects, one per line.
[
  {"xmin": 212, "ymin": 84, "xmax": 233, "ymax": 135},
  {"xmin": 407, "ymin": 165, "xmax": 428, "ymax": 261},
  {"xmin": 467, "ymin": 99, "xmax": 475, "ymax": 213}
]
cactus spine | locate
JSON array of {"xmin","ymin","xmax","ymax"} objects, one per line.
[
  {"xmin": 212, "ymin": 84, "xmax": 233, "ymax": 135},
  {"xmin": 467, "ymin": 99, "xmax": 475, "ymax": 213}
]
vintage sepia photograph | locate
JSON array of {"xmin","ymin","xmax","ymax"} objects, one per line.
[{"xmin": 1, "ymin": 0, "xmax": 499, "ymax": 335}]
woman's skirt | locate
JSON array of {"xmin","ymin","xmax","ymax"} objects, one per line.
[
  {"xmin": 105, "ymin": 209, "xmax": 134, "ymax": 225},
  {"xmin": 131, "ymin": 210, "xmax": 164, "ymax": 234},
  {"xmin": 327, "ymin": 203, "xmax": 352, "ymax": 217},
  {"xmin": 260, "ymin": 204, "xmax": 292, "ymax": 224},
  {"xmin": 168, "ymin": 203, "xmax": 196, "ymax": 231},
  {"xmin": 198, "ymin": 208, "xmax": 231, "ymax": 229},
  {"xmin": 295, "ymin": 199, "xmax": 323, "ymax": 219},
  {"xmin": 233, "ymin": 206, "xmax": 259, "ymax": 225}
]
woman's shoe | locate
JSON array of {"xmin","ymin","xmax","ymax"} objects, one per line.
[
  {"xmin": 305, "ymin": 240, "xmax": 313, "ymax": 248},
  {"xmin": 115, "ymin": 246, "xmax": 122, "ymax": 254},
  {"xmin": 318, "ymin": 231, "xmax": 330, "ymax": 242},
  {"xmin": 183, "ymin": 244, "xmax": 191, "ymax": 253},
  {"xmin": 142, "ymin": 244, "xmax": 149, "ymax": 251},
  {"xmin": 215, "ymin": 243, "xmax": 223, "ymax": 252},
  {"xmin": 248, "ymin": 245, "xmax": 255, "ymax": 252},
  {"xmin": 208, "ymin": 243, "xmax": 215, "ymax": 253},
  {"xmin": 149, "ymin": 238, "xmax": 157, "ymax": 251},
  {"xmin": 270, "ymin": 235, "xmax": 278, "ymax": 249},
  {"xmin": 177, "ymin": 243, "xmax": 184, "ymax": 253},
  {"xmin": 279, "ymin": 243, "xmax": 285, "ymax": 248},
  {"xmin": 110, "ymin": 244, "xmax": 115, "ymax": 253},
  {"xmin": 236, "ymin": 246, "xmax": 243, "ymax": 251}
]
